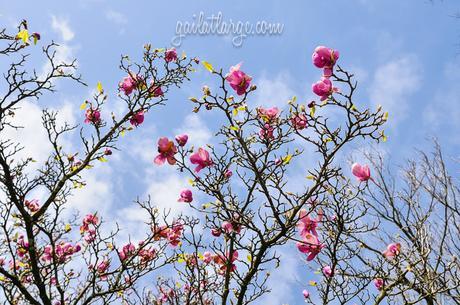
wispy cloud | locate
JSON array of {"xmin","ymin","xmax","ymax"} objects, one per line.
[
  {"xmin": 51, "ymin": 15, "xmax": 75, "ymax": 42},
  {"xmin": 368, "ymin": 55, "xmax": 422, "ymax": 126},
  {"xmin": 253, "ymin": 72, "xmax": 296, "ymax": 109},
  {"xmin": 105, "ymin": 10, "xmax": 128, "ymax": 25}
]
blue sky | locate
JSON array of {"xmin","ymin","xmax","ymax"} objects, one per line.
[{"xmin": 1, "ymin": 0, "xmax": 460, "ymax": 304}]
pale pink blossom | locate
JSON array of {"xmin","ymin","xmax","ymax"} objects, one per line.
[
  {"xmin": 224, "ymin": 169, "xmax": 233, "ymax": 179},
  {"xmin": 383, "ymin": 242, "xmax": 401, "ymax": 259},
  {"xmin": 190, "ymin": 147, "xmax": 213, "ymax": 173},
  {"xmin": 297, "ymin": 209, "xmax": 322, "ymax": 237},
  {"xmin": 322, "ymin": 265, "xmax": 333, "ymax": 277},
  {"xmin": 296, "ymin": 233, "xmax": 325, "ymax": 261},
  {"xmin": 203, "ymin": 251, "xmax": 213, "ymax": 264},
  {"xmin": 119, "ymin": 74, "xmax": 142, "ymax": 95},
  {"xmin": 257, "ymin": 107, "xmax": 280, "ymax": 122},
  {"xmin": 221, "ymin": 221, "xmax": 234, "ymax": 233},
  {"xmin": 302, "ymin": 289, "xmax": 310, "ymax": 298},
  {"xmin": 118, "ymin": 243, "xmax": 136, "ymax": 261},
  {"xmin": 351, "ymin": 163, "xmax": 371, "ymax": 182}
]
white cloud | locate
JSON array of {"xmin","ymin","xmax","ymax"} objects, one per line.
[
  {"xmin": 368, "ymin": 55, "xmax": 422, "ymax": 126},
  {"xmin": 253, "ymin": 72, "xmax": 296, "ymax": 109},
  {"xmin": 174, "ymin": 114, "xmax": 212, "ymax": 148},
  {"xmin": 51, "ymin": 15, "xmax": 75, "ymax": 42},
  {"xmin": 105, "ymin": 10, "xmax": 128, "ymax": 25}
]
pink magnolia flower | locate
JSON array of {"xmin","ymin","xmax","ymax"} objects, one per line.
[
  {"xmin": 165, "ymin": 48, "xmax": 178, "ymax": 62},
  {"xmin": 119, "ymin": 74, "xmax": 142, "ymax": 95},
  {"xmin": 383, "ymin": 242, "xmax": 401, "ymax": 259},
  {"xmin": 213, "ymin": 251, "xmax": 239, "ymax": 274},
  {"xmin": 202, "ymin": 251, "xmax": 213, "ymax": 264},
  {"xmin": 259, "ymin": 123, "xmax": 275, "ymax": 140},
  {"xmin": 291, "ymin": 114, "xmax": 308, "ymax": 130},
  {"xmin": 25, "ymin": 199, "xmax": 40, "ymax": 213},
  {"xmin": 302, "ymin": 289, "xmax": 310, "ymax": 298},
  {"xmin": 257, "ymin": 107, "xmax": 280, "ymax": 122},
  {"xmin": 154, "ymin": 222, "xmax": 184, "ymax": 247},
  {"xmin": 96, "ymin": 260, "xmax": 110, "ymax": 279},
  {"xmin": 211, "ymin": 228, "xmax": 222, "ymax": 237},
  {"xmin": 312, "ymin": 77, "xmax": 337, "ymax": 101},
  {"xmin": 374, "ymin": 278, "xmax": 384, "ymax": 290},
  {"xmin": 130, "ymin": 110, "xmax": 145, "ymax": 127},
  {"xmin": 351, "ymin": 163, "xmax": 371, "ymax": 182},
  {"xmin": 224, "ymin": 169, "xmax": 233, "ymax": 179},
  {"xmin": 178, "ymin": 189, "xmax": 193, "ymax": 203},
  {"xmin": 84, "ymin": 108, "xmax": 101, "ymax": 125},
  {"xmin": 322, "ymin": 265, "xmax": 333, "ymax": 277},
  {"xmin": 225, "ymin": 63, "xmax": 252, "ymax": 96},
  {"xmin": 138, "ymin": 247, "xmax": 156, "ymax": 263},
  {"xmin": 190, "ymin": 147, "xmax": 213, "ymax": 173},
  {"xmin": 118, "ymin": 243, "xmax": 136, "ymax": 262},
  {"xmin": 175, "ymin": 134, "xmax": 188, "ymax": 146},
  {"xmin": 16, "ymin": 235, "xmax": 29, "ymax": 258},
  {"xmin": 154, "ymin": 137, "xmax": 178, "ymax": 165},
  {"xmin": 149, "ymin": 82, "xmax": 164, "ymax": 97},
  {"xmin": 80, "ymin": 213, "xmax": 99, "ymax": 233},
  {"xmin": 297, "ymin": 209, "xmax": 322, "ymax": 237},
  {"xmin": 221, "ymin": 221, "xmax": 234, "ymax": 234},
  {"xmin": 312, "ymin": 46, "xmax": 340, "ymax": 78},
  {"xmin": 296, "ymin": 233, "xmax": 325, "ymax": 261}
]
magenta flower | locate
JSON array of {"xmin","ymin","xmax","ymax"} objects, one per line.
[
  {"xmin": 24, "ymin": 199, "xmax": 40, "ymax": 213},
  {"xmin": 154, "ymin": 137, "xmax": 178, "ymax": 165},
  {"xmin": 296, "ymin": 233, "xmax": 325, "ymax": 261},
  {"xmin": 312, "ymin": 46, "xmax": 340, "ymax": 78},
  {"xmin": 224, "ymin": 169, "xmax": 233, "ymax": 179},
  {"xmin": 178, "ymin": 189, "xmax": 193, "ymax": 203},
  {"xmin": 257, "ymin": 107, "xmax": 280, "ymax": 122},
  {"xmin": 374, "ymin": 278, "xmax": 384, "ymax": 290},
  {"xmin": 322, "ymin": 265, "xmax": 333, "ymax": 277},
  {"xmin": 221, "ymin": 221, "xmax": 234, "ymax": 233},
  {"xmin": 291, "ymin": 114, "xmax": 308, "ymax": 130},
  {"xmin": 312, "ymin": 77, "xmax": 337, "ymax": 101},
  {"xmin": 297, "ymin": 209, "xmax": 322, "ymax": 237},
  {"xmin": 129, "ymin": 110, "xmax": 145, "ymax": 127},
  {"xmin": 84, "ymin": 108, "xmax": 101, "ymax": 125},
  {"xmin": 211, "ymin": 228, "xmax": 222, "ymax": 237},
  {"xmin": 149, "ymin": 82, "xmax": 164, "ymax": 97},
  {"xmin": 351, "ymin": 163, "xmax": 371, "ymax": 182},
  {"xmin": 175, "ymin": 134, "xmax": 188, "ymax": 146},
  {"xmin": 165, "ymin": 48, "xmax": 178, "ymax": 62},
  {"xmin": 383, "ymin": 242, "xmax": 401, "ymax": 259},
  {"xmin": 225, "ymin": 63, "xmax": 252, "ymax": 96},
  {"xmin": 213, "ymin": 251, "xmax": 239, "ymax": 274},
  {"xmin": 118, "ymin": 243, "xmax": 136, "ymax": 261},
  {"xmin": 119, "ymin": 74, "xmax": 141, "ymax": 95},
  {"xmin": 259, "ymin": 123, "xmax": 275, "ymax": 140},
  {"xmin": 190, "ymin": 147, "xmax": 213, "ymax": 173}
]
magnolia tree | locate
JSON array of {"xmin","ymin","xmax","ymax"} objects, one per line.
[{"xmin": 3, "ymin": 19, "xmax": 453, "ymax": 305}]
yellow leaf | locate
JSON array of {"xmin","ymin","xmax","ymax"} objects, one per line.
[
  {"xmin": 292, "ymin": 96, "xmax": 297, "ymax": 103},
  {"xmin": 65, "ymin": 224, "xmax": 71, "ymax": 232},
  {"xmin": 187, "ymin": 178, "xmax": 196, "ymax": 186},
  {"xmin": 306, "ymin": 175, "xmax": 315, "ymax": 180},
  {"xmin": 383, "ymin": 112, "xmax": 389, "ymax": 121},
  {"xmin": 309, "ymin": 280, "xmax": 317, "ymax": 286},
  {"xmin": 351, "ymin": 104, "xmax": 358, "ymax": 112},
  {"xmin": 247, "ymin": 254, "xmax": 252, "ymax": 262},
  {"xmin": 97, "ymin": 81, "xmax": 103, "ymax": 94},
  {"xmin": 181, "ymin": 51, "xmax": 187, "ymax": 59},
  {"xmin": 98, "ymin": 157, "xmax": 108, "ymax": 162},
  {"xmin": 202, "ymin": 61, "xmax": 214, "ymax": 72},
  {"xmin": 232, "ymin": 109, "xmax": 239, "ymax": 116},
  {"xmin": 380, "ymin": 130, "xmax": 387, "ymax": 142},
  {"xmin": 230, "ymin": 125, "xmax": 239, "ymax": 131},
  {"xmin": 310, "ymin": 106, "xmax": 316, "ymax": 117},
  {"xmin": 283, "ymin": 154, "xmax": 292, "ymax": 165},
  {"xmin": 16, "ymin": 30, "xmax": 29, "ymax": 43},
  {"xmin": 79, "ymin": 101, "xmax": 87, "ymax": 110},
  {"xmin": 120, "ymin": 129, "xmax": 126, "ymax": 137}
]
